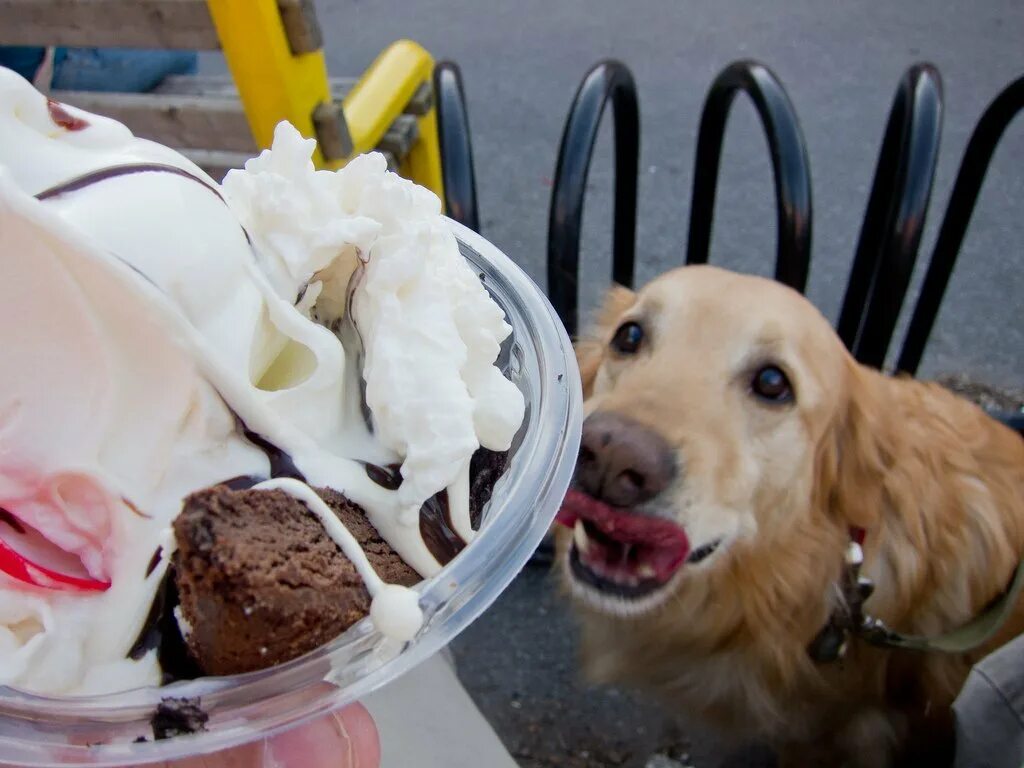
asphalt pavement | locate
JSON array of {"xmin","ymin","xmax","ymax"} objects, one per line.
[
  {"xmin": 312, "ymin": 0, "xmax": 1023, "ymax": 389},
  {"xmin": 217, "ymin": 2, "xmax": 1024, "ymax": 764}
]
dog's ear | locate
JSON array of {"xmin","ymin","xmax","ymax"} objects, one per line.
[
  {"xmin": 575, "ymin": 284, "xmax": 636, "ymax": 398},
  {"xmin": 575, "ymin": 338, "xmax": 604, "ymax": 400},
  {"xmin": 814, "ymin": 364, "xmax": 890, "ymax": 532}
]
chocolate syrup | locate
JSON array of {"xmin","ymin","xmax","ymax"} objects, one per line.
[
  {"xmin": 47, "ymin": 99, "xmax": 89, "ymax": 131},
  {"xmin": 363, "ymin": 462, "xmax": 402, "ymax": 491},
  {"xmin": 0, "ymin": 507, "xmax": 25, "ymax": 534},
  {"xmin": 419, "ymin": 491, "xmax": 466, "ymax": 564},
  {"xmin": 225, "ymin": 409, "xmax": 306, "ymax": 483},
  {"xmin": 468, "ymin": 448, "xmax": 510, "ymax": 530},
  {"xmin": 362, "ymin": 461, "xmax": 467, "ymax": 563},
  {"xmin": 219, "ymin": 475, "xmax": 264, "ymax": 491},
  {"xmin": 145, "ymin": 547, "xmax": 163, "ymax": 578},
  {"xmin": 239, "ymin": 427, "xmax": 305, "ymax": 482},
  {"xmin": 122, "ymin": 497, "xmax": 151, "ymax": 519},
  {"xmin": 35, "ymin": 163, "xmax": 224, "ymax": 203},
  {"xmin": 128, "ymin": 567, "xmax": 203, "ymax": 683}
]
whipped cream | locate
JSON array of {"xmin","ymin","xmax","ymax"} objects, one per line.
[
  {"xmin": 0, "ymin": 66, "xmax": 524, "ymax": 695},
  {"xmin": 223, "ymin": 125, "xmax": 525, "ymax": 514}
]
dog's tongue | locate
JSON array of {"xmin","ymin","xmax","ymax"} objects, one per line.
[{"xmin": 558, "ymin": 489, "xmax": 690, "ymax": 552}]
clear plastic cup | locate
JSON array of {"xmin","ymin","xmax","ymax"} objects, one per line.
[{"xmin": 0, "ymin": 219, "xmax": 583, "ymax": 767}]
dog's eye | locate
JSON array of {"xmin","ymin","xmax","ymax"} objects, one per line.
[
  {"xmin": 751, "ymin": 365, "xmax": 793, "ymax": 404},
  {"xmin": 610, "ymin": 321, "xmax": 644, "ymax": 354}
]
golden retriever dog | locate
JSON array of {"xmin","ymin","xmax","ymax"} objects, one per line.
[{"xmin": 557, "ymin": 265, "xmax": 1024, "ymax": 767}]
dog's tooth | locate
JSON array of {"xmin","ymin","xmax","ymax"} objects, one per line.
[
  {"xmin": 574, "ymin": 520, "xmax": 589, "ymax": 554},
  {"xmin": 846, "ymin": 541, "xmax": 864, "ymax": 566},
  {"xmin": 620, "ymin": 543, "xmax": 634, "ymax": 566},
  {"xmin": 637, "ymin": 564, "xmax": 656, "ymax": 579}
]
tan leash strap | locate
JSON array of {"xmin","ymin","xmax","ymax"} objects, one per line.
[{"xmin": 859, "ymin": 558, "xmax": 1024, "ymax": 653}]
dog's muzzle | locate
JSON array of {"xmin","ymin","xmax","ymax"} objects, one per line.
[
  {"xmin": 559, "ymin": 412, "xmax": 697, "ymax": 598},
  {"xmin": 559, "ymin": 489, "xmax": 692, "ymax": 597}
]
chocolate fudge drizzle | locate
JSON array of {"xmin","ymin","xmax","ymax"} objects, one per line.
[
  {"xmin": 219, "ymin": 475, "xmax": 264, "ymax": 491},
  {"xmin": 0, "ymin": 506, "xmax": 25, "ymax": 534},
  {"xmin": 238, "ymin": 423, "xmax": 306, "ymax": 482},
  {"xmin": 362, "ymin": 462, "xmax": 468, "ymax": 564},
  {"xmin": 362, "ymin": 462, "xmax": 402, "ymax": 491},
  {"xmin": 145, "ymin": 547, "xmax": 163, "ymax": 578},
  {"xmin": 419, "ymin": 491, "xmax": 466, "ymax": 565},
  {"xmin": 33, "ymin": 162, "xmax": 255, "ymax": 247},
  {"xmin": 128, "ymin": 568, "xmax": 203, "ymax": 684},
  {"xmin": 214, "ymin": 409, "xmax": 307, "ymax": 491},
  {"xmin": 35, "ymin": 163, "xmax": 224, "ymax": 203}
]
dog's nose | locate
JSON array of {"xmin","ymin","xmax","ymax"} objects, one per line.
[{"xmin": 576, "ymin": 412, "xmax": 675, "ymax": 507}]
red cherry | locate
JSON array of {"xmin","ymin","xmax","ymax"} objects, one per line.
[{"xmin": 0, "ymin": 511, "xmax": 110, "ymax": 592}]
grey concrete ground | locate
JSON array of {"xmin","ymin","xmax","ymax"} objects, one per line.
[
  {"xmin": 450, "ymin": 565, "xmax": 750, "ymax": 768},
  {"xmin": 224, "ymin": 2, "xmax": 1023, "ymax": 764},
  {"xmin": 311, "ymin": 0, "xmax": 1024, "ymax": 390}
]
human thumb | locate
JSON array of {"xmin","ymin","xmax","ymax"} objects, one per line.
[{"xmin": 160, "ymin": 704, "xmax": 380, "ymax": 768}]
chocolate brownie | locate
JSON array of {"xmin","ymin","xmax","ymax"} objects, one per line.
[
  {"xmin": 173, "ymin": 486, "xmax": 419, "ymax": 676},
  {"xmin": 150, "ymin": 697, "xmax": 208, "ymax": 741}
]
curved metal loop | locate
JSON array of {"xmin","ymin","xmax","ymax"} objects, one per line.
[
  {"xmin": 547, "ymin": 60, "xmax": 640, "ymax": 338},
  {"xmin": 896, "ymin": 75, "xmax": 1024, "ymax": 375},
  {"xmin": 836, "ymin": 64, "xmax": 943, "ymax": 369},
  {"xmin": 434, "ymin": 60, "xmax": 480, "ymax": 232},
  {"xmin": 686, "ymin": 61, "xmax": 812, "ymax": 293}
]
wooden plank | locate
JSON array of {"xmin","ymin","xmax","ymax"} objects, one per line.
[
  {"xmin": 154, "ymin": 74, "xmax": 358, "ymax": 100},
  {"xmin": 404, "ymin": 82, "xmax": 433, "ymax": 116},
  {"xmin": 0, "ymin": 1, "xmax": 327, "ymax": 60},
  {"xmin": 378, "ymin": 114, "xmax": 419, "ymax": 158},
  {"xmin": 51, "ymin": 90, "xmax": 255, "ymax": 152},
  {"xmin": 0, "ymin": 0, "xmax": 221, "ymax": 49},
  {"xmin": 153, "ymin": 75, "xmax": 244, "ymax": 97},
  {"xmin": 312, "ymin": 100, "xmax": 352, "ymax": 161},
  {"xmin": 278, "ymin": 0, "xmax": 321, "ymax": 55},
  {"xmin": 53, "ymin": 86, "xmax": 415, "ymax": 164}
]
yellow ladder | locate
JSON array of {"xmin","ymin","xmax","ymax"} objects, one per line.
[
  {"xmin": 206, "ymin": 0, "xmax": 443, "ymax": 197},
  {"xmin": 0, "ymin": 0, "xmax": 445, "ymax": 198}
]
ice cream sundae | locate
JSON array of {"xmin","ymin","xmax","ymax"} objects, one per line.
[{"xmin": 0, "ymin": 65, "xmax": 526, "ymax": 698}]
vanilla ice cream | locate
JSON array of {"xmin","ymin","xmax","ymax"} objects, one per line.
[{"xmin": 0, "ymin": 66, "xmax": 524, "ymax": 695}]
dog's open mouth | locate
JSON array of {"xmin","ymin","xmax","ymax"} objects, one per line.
[{"xmin": 557, "ymin": 489, "xmax": 696, "ymax": 598}]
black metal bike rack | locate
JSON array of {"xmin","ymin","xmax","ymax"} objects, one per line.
[
  {"xmin": 686, "ymin": 61, "xmax": 812, "ymax": 294},
  {"xmin": 547, "ymin": 60, "xmax": 640, "ymax": 338},
  {"xmin": 896, "ymin": 74, "xmax": 1024, "ymax": 376},
  {"xmin": 434, "ymin": 60, "xmax": 480, "ymax": 232},
  {"xmin": 836, "ymin": 64, "xmax": 943, "ymax": 369},
  {"xmin": 547, "ymin": 59, "xmax": 1022, "ymax": 426}
]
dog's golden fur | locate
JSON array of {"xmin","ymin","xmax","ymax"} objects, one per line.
[{"xmin": 562, "ymin": 266, "xmax": 1024, "ymax": 766}]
